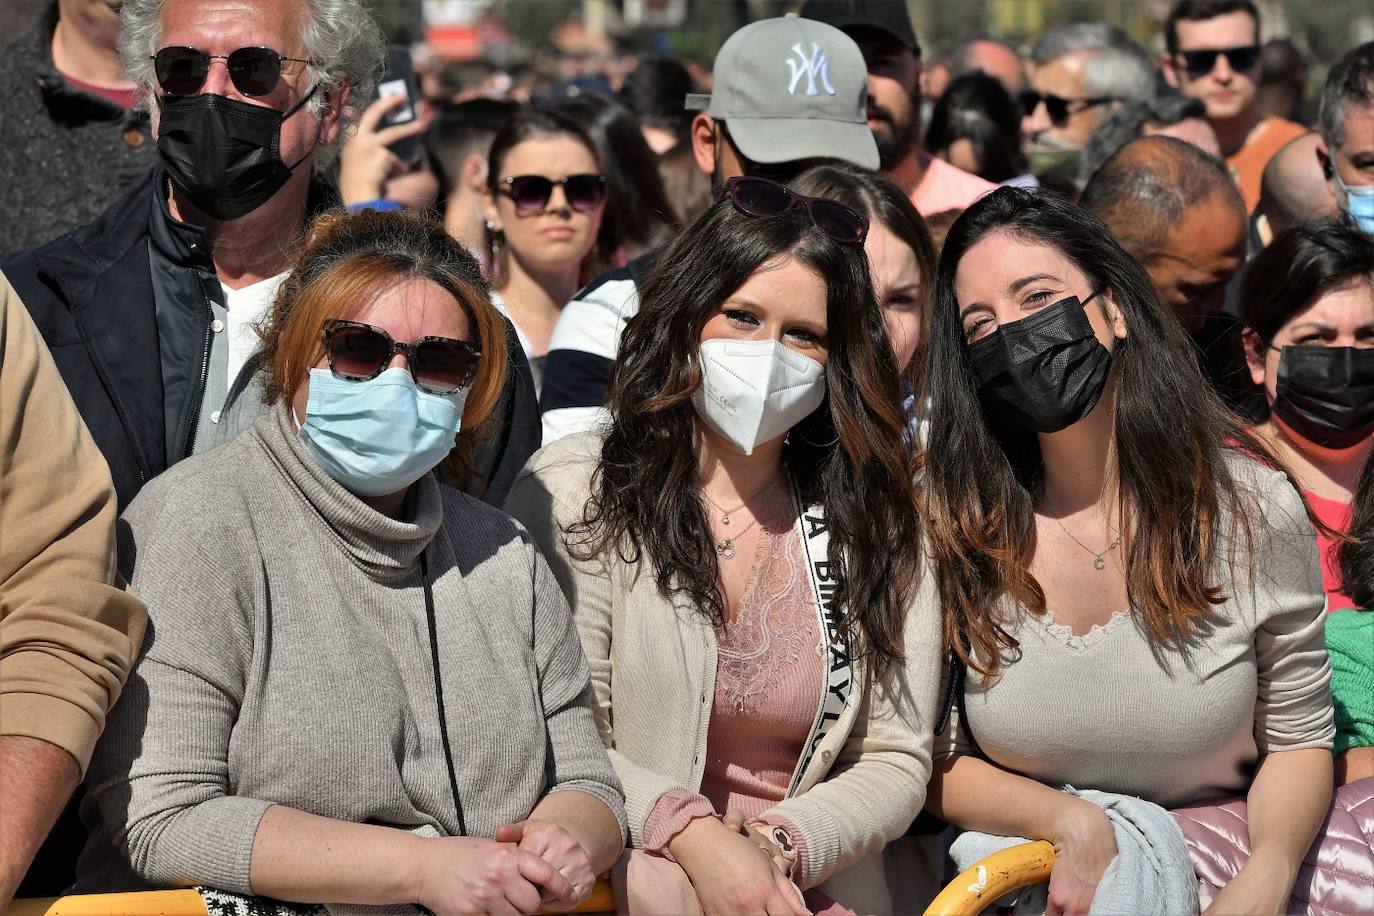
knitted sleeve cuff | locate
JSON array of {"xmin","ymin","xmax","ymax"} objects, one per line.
[
  {"xmin": 642, "ymin": 789, "xmax": 716, "ymax": 862},
  {"xmin": 749, "ymin": 813, "xmax": 808, "ymax": 882}
]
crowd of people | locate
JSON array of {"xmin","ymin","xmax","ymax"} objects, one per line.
[{"xmin": 1, "ymin": 0, "xmax": 1373, "ymax": 915}]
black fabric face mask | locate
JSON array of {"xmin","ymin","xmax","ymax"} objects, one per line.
[
  {"xmin": 1271, "ymin": 346, "xmax": 1374, "ymax": 449},
  {"xmin": 968, "ymin": 291, "xmax": 1114, "ymax": 433},
  {"xmin": 156, "ymin": 86, "xmax": 317, "ymax": 221}
]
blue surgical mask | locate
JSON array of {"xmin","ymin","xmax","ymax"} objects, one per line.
[
  {"xmin": 298, "ymin": 367, "xmax": 466, "ymax": 497},
  {"xmin": 1333, "ymin": 170, "xmax": 1374, "ymax": 235}
]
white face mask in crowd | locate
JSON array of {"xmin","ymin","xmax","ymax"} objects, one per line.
[{"xmin": 691, "ymin": 338, "xmax": 827, "ymax": 455}]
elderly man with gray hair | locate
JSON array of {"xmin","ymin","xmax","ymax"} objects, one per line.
[
  {"xmin": 0, "ymin": 0, "xmax": 542, "ymax": 514},
  {"xmin": 1318, "ymin": 41, "xmax": 1374, "ymax": 235},
  {"xmin": 1021, "ymin": 22, "xmax": 1156, "ymax": 192}
]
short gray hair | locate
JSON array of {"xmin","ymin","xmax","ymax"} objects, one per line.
[
  {"xmin": 1319, "ymin": 41, "xmax": 1374, "ymax": 153},
  {"xmin": 118, "ymin": 0, "xmax": 385, "ymax": 168},
  {"xmin": 1080, "ymin": 94, "xmax": 1207, "ymax": 183},
  {"xmin": 1031, "ymin": 23, "xmax": 1155, "ymax": 104}
]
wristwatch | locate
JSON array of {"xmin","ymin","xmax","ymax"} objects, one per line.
[
  {"xmin": 750, "ymin": 822, "xmax": 798, "ymax": 872},
  {"xmin": 769, "ymin": 825, "xmax": 797, "ymax": 860}
]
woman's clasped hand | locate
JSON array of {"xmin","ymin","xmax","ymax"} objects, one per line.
[
  {"xmin": 413, "ymin": 834, "xmax": 580, "ymax": 916},
  {"xmin": 668, "ymin": 816, "xmax": 810, "ymax": 916}
]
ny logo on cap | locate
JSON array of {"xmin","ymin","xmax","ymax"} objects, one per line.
[{"xmin": 786, "ymin": 42, "xmax": 836, "ymax": 97}]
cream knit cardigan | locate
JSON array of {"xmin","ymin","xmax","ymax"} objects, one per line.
[{"xmin": 506, "ymin": 432, "xmax": 944, "ymax": 908}]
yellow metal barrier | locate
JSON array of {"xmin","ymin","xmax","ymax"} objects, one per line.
[
  {"xmin": 6, "ymin": 890, "xmax": 208, "ymax": 916},
  {"xmin": 7, "ymin": 879, "xmax": 616, "ymax": 916},
  {"xmin": 922, "ymin": 840, "xmax": 1056, "ymax": 916}
]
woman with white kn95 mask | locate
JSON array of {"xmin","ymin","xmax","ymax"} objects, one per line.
[{"xmin": 506, "ymin": 177, "xmax": 943, "ymax": 915}]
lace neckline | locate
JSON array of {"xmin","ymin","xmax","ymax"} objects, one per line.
[{"xmin": 1037, "ymin": 607, "xmax": 1133, "ymax": 652}]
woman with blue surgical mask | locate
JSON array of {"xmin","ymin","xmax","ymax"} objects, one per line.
[
  {"xmin": 505, "ymin": 177, "xmax": 943, "ymax": 915},
  {"xmin": 77, "ymin": 210, "xmax": 627, "ymax": 916}
]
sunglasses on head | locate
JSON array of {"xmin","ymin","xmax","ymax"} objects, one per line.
[
  {"xmin": 724, "ymin": 176, "xmax": 869, "ymax": 245},
  {"xmin": 1177, "ymin": 45, "xmax": 1261, "ymax": 78},
  {"xmin": 152, "ymin": 46, "xmax": 313, "ymax": 97},
  {"xmin": 1018, "ymin": 90, "xmax": 1115, "ymax": 125},
  {"xmin": 322, "ymin": 320, "xmax": 481, "ymax": 395},
  {"xmin": 497, "ymin": 174, "xmax": 607, "ymax": 216}
]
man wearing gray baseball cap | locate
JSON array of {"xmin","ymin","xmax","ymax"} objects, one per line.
[
  {"xmin": 540, "ymin": 15, "xmax": 879, "ymax": 445},
  {"xmin": 801, "ymin": 0, "xmax": 997, "ymax": 216}
]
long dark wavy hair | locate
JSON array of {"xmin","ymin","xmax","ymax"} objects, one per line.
[
  {"xmin": 1339, "ymin": 451, "xmax": 1374, "ymax": 609},
  {"xmin": 564, "ymin": 197, "xmax": 922, "ymax": 673},
  {"xmin": 922, "ymin": 187, "xmax": 1307, "ymax": 678}
]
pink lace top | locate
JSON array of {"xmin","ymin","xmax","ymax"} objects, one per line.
[{"xmin": 642, "ymin": 484, "xmax": 825, "ymax": 875}]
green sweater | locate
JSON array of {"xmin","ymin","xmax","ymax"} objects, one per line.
[{"xmin": 1327, "ymin": 609, "xmax": 1374, "ymax": 754}]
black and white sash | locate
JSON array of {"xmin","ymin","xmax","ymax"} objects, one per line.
[{"xmin": 787, "ymin": 490, "xmax": 854, "ymax": 794}]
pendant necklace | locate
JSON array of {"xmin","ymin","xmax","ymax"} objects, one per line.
[
  {"xmin": 701, "ymin": 478, "xmax": 781, "ymax": 559},
  {"xmin": 713, "ymin": 517, "xmax": 760, "ymax": 560},
  {"xmin": 702, "ymin": 490, "xmax": 749, "ymax": 526},
  {"xmin": 1055, "ymin": 517, "xmax": 1122, "ymax": 570}
]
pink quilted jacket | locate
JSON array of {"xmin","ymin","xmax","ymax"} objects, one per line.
[{"xmin": 1171, "ymin": 777, "xmax": 1374, "ymax": 915}]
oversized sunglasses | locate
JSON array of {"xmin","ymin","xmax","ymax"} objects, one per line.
[
  {"xmin": 322, "ymin": 320, "xmax": 481, "ymax": 395},
  {"xmin": 1018, "ymin": 90, "xmax": 1115, "ymax": 125},
  {"xmin": 152, "ymin": 46, "xmax": 313, "ymax": 97},
  {"xmin": 1177, "ymin": 45, "xmax": 1261, "ymax": 78},
  {"xmin": 497, "ymin": 174, "xmax": 607, "ymax": 215},
  {"xmin": 724, "ymin": 176, "xmax": 869, "ymax": 245}
]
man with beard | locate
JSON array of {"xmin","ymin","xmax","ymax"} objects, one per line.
[
  {"xmin": 1023, "ymin": 23, "xmax": 1155, "ymax": 194},
  {"xmin": 539, "ymin": 16, "xmax": 880, "ymax": 444},
  {"xmin": 1081, "ymin": 135, "xmax": 1265, "ymax": 419},
  {"xmin": 801, "ymin": 0, "xmax": 996, "ymax": 216}
]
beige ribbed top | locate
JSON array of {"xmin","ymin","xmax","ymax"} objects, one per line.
[{"xmin": 939, "ymin": 454, "xmax": 1335, "ymax": 808}]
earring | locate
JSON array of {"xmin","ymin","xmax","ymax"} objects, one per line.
[{"xmin": 485, "ymin": 220, "xmax": 504, "ymax": 277}]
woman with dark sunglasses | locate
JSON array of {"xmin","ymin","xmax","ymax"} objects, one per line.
[
  {"xmin": 921, "ymin": 188, "xmax": 1334, "ymax": 916},
  {"xmin": 1240, "ymin": 218, "xmax": 1374, "ymax": 614},
  {"xmin": 505, "ymin": 179, "xmax": 942, "ymax": 915},
  {"xmin": 481, "ymin": 107, "xmax": 607, "ymax": 395},
  {"xmin": 76, "ymin": 210, "xmax": 627, "ymax": 915}
]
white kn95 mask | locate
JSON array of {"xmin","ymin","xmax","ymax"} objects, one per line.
[{"xmin": 691, "ymin": 337, "xmax": 826, "ymax": 455}]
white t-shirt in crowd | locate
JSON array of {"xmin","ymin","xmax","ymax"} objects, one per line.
[{"xmin": 223, "ymin": 273, "xmax": 286, "ymax": 388}]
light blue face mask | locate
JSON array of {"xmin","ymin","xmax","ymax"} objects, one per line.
[
  {"xmin": 1333, "ymin": 170, "xmax": 1374, "ymax": 235},
  {"xmin": 298, "ymin": 367, "xmax": 466, "ymax": 498}
]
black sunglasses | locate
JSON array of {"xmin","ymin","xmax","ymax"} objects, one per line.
[
  {"xmin": 1177, "ymin": 45, "xmax": 1261, "ymax": 78},
  {"xmin": 152, "ymin": 46, "xmax": 313, "ymax": 97},
  {"xmin": 322, "ymin": 320, "xmax": 481, "ymax": 395},
  {"xmin": 724, "ymin": 176, "xmax": 869, "ymax": 245},
  {"xmin": 497, "ymin": 174, "xmax": 607, "ymax": 216},
  {"xmin": 1018, "ymin": 90, "xmax": 1115, "ymax": 125}
]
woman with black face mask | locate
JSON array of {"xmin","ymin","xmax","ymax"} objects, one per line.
[
  {"xmin": 920, "ymin": 188, "xmax": 1336, "ymax": 916},
  {"xmin": 1242, "ymin": 218, "xmax": 1374, "ymax": 614}
]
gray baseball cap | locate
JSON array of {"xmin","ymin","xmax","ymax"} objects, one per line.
[{"xmin": 684, "ymin": 16, "xmax": 879, "ymax": 170}]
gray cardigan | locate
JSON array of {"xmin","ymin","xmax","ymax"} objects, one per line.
[{"xmin": 76, "ymin": 402, "xmax": 625, "ymax": 897}]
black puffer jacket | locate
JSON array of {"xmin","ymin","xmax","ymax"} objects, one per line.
[{"xmin": 0, "ymin": 1, "xmax": 154, "ymax": 258}]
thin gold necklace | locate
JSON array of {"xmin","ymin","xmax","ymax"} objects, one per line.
[
  {"xmin": 702, "ymin": 478, "xmax": 784, "ymax": 559},
  {"xmin": 1054, "ymin": 517, "xmax": 1122, "ymax": 570}
]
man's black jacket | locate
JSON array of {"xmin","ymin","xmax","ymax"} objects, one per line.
[{"xmin": 1, "ymin": 166, "xmax": 541, "ymax": 512}]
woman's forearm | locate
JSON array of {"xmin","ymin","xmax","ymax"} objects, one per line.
[
  {"xmin": 249, "ymin": 804, "xmax": 428, "ymax": 905},
  {"xmin": 1243, "ymin": 748, "xmax": 1333, "ymax": 880},
  {"xmin": 1336, "ymin": 746, "xmax": 1374, "ymax": 785},
  {"xmin": 528, "ymin": 789, "xmax": 625, "ymax": 876},
  {"xmin": 926, "ymin": 753, "xmax": 1085, "ymax": 840}
]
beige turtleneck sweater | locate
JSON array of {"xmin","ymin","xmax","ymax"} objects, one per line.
[{"xmin": 76, "ymin": 402, "xmax": 625, "ymax": 903}]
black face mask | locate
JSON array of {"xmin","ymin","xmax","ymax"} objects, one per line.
[
  {"xmin": 156, "ymin": 86, "xmax": 317, "ymax": 221},
  {"xmin": 1271, "ymin": 346, "xmax": 1374, "ymax": 449},
  {"xmin": 968, "ymin": 291, "xmax": 1114, "ymax": 433}
]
